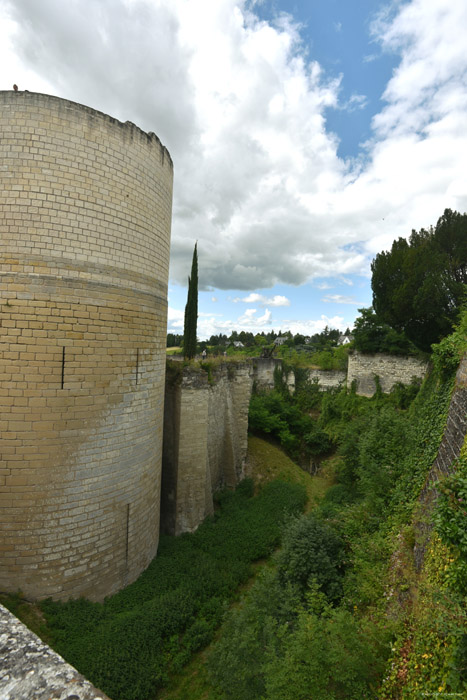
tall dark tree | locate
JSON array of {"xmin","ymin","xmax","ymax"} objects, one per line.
[
  {"xmin": 371, "ymin": 209, "xmax": 467, "ymax": 351},
  {"xmin": 183, "ymin": 243, "xmax": 198, "ymax": 359}
]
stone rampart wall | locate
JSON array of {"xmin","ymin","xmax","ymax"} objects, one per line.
[
  {"xmin": 0, "ymin": 91, "xmax": 173, "ymax": 601},
  {"xmin": 253, "ymin": 354, "xmax": 426, "ymax": 396},
  {"xmin": 347, "ymin": 351, "xmax": 428, "ymax": 397},
  {"xmin": 307, "ymin": 369, "xmax": 346, "ymax": 389},
  {"xmin": 161, "ymin": 362, "xmax": 253, "ymax": 535}
]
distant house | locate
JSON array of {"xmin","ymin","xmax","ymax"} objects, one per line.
[
  {"xmin": 337, "ymin": 334, "xmax": 354, "ymax": 346},
  {"xmin": 232, "ymin": 341, "xmax": 244, "ymax": 348},
  {"xmin": 274, "ymin": 336, "xmax": 288, "ymax": 346}
]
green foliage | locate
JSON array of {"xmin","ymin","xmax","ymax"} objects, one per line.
[
  {"xmin": 40, "ymin": 478, "xmax": 306, "ymax": 700},
  {"xmin": 183, "ymin": 243, "xmax": 198, "ymax": 359},
  {"xmin": 436, "ymin": 455, "xmax": 467, "ymax": 563},
  {"xmin": 306, "ymin": 344, "xmax": 349, "ymax": 371},
  {"xmin": 211, "ymin": 345, "xmax": 464, "ymax": 700},
  {"xmin": 264, "ymin": 606, "xmax": 391, "ymax": 700},
  {"xmin": 209, "ymin": 567, "xmax": 390, "ymax": 700},
  {"xmin": 294, "ymin": 376, "xmax": 321, "ymax": 412},
  {"xmin": 432, "ymin": 303, "xmax": 467, "ymax": 377},
  {"xmin": 387, "ymin": 377, "xmax": 422, "ymax": 409},
  {"xmin": 277, "ymin": 514, "xmax": 346, "ymax": 602},
  {"xmin": 208, "ymin": 568, "xmax": 293, "ymax": 700},
  {"xmin": 371, "ymin": 208, "xmax": 467, "ymax": 351},
  {"xmin": 353, "ymin": 306, "xmax": 415, "ymax": 355},
  {"xmin": 167, "ymin": 332, "xmax": 183, "ymax": 347},
  {"xmin": 248, "ymin": 390, "xmax": 331, "ymax": 460},
  {"xmin": 356, "ymin": 405, "xmax": 414, "ymax": 514}
]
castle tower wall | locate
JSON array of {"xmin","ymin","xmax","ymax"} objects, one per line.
[{"xmin": 0, "ymin": 92, "xmax": 173, "ymax": 600}]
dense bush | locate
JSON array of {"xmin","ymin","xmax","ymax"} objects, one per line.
[
  {"xmin": 264, "ymin": 605, "xmax": 391, "ymax": 700},
  {"xmin": 353, "ymin": 306, "xmax": 417, "ymax": 355},
  {"xmin": 277, "ymin": 514, "xmax": 346, "ymax": 602},
  {"xmin": 209, "ymin": 519, "xmax": 387, "ymax": 700}
]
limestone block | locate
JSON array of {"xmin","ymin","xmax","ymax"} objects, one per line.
[{"xmin": 0, "ymin": 603, "xmax": 110, "ymax": 699}]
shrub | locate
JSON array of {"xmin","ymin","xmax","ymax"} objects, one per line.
[{"xmin": 277, "ymin": 513, "xmax": 346, "ymax": 602}]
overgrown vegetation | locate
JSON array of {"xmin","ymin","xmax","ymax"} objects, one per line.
[
  {"xmin": 248, "ymin": 362, "xmax": 332, "ymax": 466},
  {"xmin": 205, "ymin": 309, "xmax": 467, "ymax": 700},
  {"xmin": 23, "ymin": 479, "xmax": 305, "ymax": 700}
]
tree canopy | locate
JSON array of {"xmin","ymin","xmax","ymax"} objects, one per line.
[
  {"xmin": 371, "ymin": 209, "xmax": 467, "ymax": 351},
  {"xmin": 352, "ymin": 307, "xmax": 415, "ymax": 355}
]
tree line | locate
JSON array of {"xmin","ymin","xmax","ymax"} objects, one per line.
[{"xmin": 174, "ymin": 208, "xmax": 466, "ymax": 357}]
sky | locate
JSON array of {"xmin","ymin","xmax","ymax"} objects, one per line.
[{"xmin": 1, "ymin": 0, "xmax": 467, "ymax": 340}]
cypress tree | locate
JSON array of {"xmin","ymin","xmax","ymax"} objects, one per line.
[{"xmin": 183, "ymin": 243, "xmax": 198, "ymax": 359}]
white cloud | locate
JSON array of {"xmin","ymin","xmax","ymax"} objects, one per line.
[
  {"xmin": 341, "ymin": 93, "xmax": 368, "ymax": 112},
  {"xmin": 1, "ymin": 0, "xmax": 467, "ymax": 294},
  {"xmin": 321, "ymin": 295, "xmax": 361, "ymax": 305},
  {"xmin": 167, "ymin": 306, "xmax": 184, "ymax": 329},
  {"xmin": 234, "ymin": 293, "xmax": 290, "ymax": 306}
]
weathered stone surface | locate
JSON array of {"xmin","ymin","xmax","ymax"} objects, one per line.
[
  {"xmin": 307, "ymin": 369, "xmax": 346, "ymax": 389},
  {"xmin": 252, "ymin": 358, "xmax": 295, "ymax": 392},
  {"xmin": 347, "ymin": 352, "xmax": 428, "ymax": 396},
  {"xmin": 0, "ymin": 604, "xmax": 110, "ymax": 699},
  {"xmin": 161, "ymin": 363, "xmax": 253, "ymax": 535},
  {"xmin": 0, "ymin": 91, "xmax": 173, "ymax": 601}
]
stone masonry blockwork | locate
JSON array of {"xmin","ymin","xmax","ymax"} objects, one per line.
[
  {"xmin": 0, "ymin": 91, "xmax": 173, "ymax": 600},
  {"xmin": 161, "ymin": 363, "xmax": 253, "ymax": 536}
]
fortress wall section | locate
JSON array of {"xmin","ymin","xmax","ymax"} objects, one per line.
[
  {"xmin": 161, "ymin": 363, "xmax": 253, "ymax": 536},
  {"xmin": 307, "ymin": 369, "xmax": 346, "ymax": 389},
  {"xmin": 347, "ymin": 351, "xmax": 428, "ymax": 397},
  {"xmin": 253, "ymin": 357, "xmax": 295, "ymax": 392},
  {"xmin": 0, "ymin": 91, "xmax": 173, "ymax": 600}
]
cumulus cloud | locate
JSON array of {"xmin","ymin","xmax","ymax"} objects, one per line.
[{"xmin": 1, "ymin": 0, "xmax": 467, "ymax": 294}]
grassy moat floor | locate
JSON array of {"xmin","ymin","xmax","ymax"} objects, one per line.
[{"xmin": 157, "ymin": 436, "xmax": 337, "ymax": 700}]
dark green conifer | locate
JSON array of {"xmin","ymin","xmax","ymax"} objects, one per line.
[{"xmin": 183, "ymin": 243, "xmax": 198, "ymax": 359}]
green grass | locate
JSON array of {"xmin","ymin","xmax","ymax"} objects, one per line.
[{"xmin": 246, "ymin": 435, "xmax": 336, "ymax": 510}]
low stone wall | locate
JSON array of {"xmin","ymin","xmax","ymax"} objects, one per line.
[
  {"xmin": 347, "ymin": 351, "xmax": 428, "ymax": 397},
  {"xmin": 161, "ymin": 362, "xmax": 253, "ymax": 535},
  {"xmin": 253, "ymin": 357, "xmax": 295, "ymax": 392},
  {"xmin": 0, "ymin": 603, "xmax": 110, "ymax": 700},
  {"xmin": 307, "ymin": 369, "xmax": 346, "ymax": 389}
]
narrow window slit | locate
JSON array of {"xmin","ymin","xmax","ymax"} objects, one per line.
[
  {"xmin": 135, "ymin": 348, "xmax": 140, "ymax": 384},
  {"xmin": 61, "ymin": 346, "xmax": 66, "ymax": 389},
  {"xmin": 125, "ymin": 504, "xmax": 130, "ymax": 566}
]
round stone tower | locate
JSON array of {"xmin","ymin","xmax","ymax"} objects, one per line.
[{"xmin": 0, "ymin": 91, "xmax": 173, "ymax": 600}]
